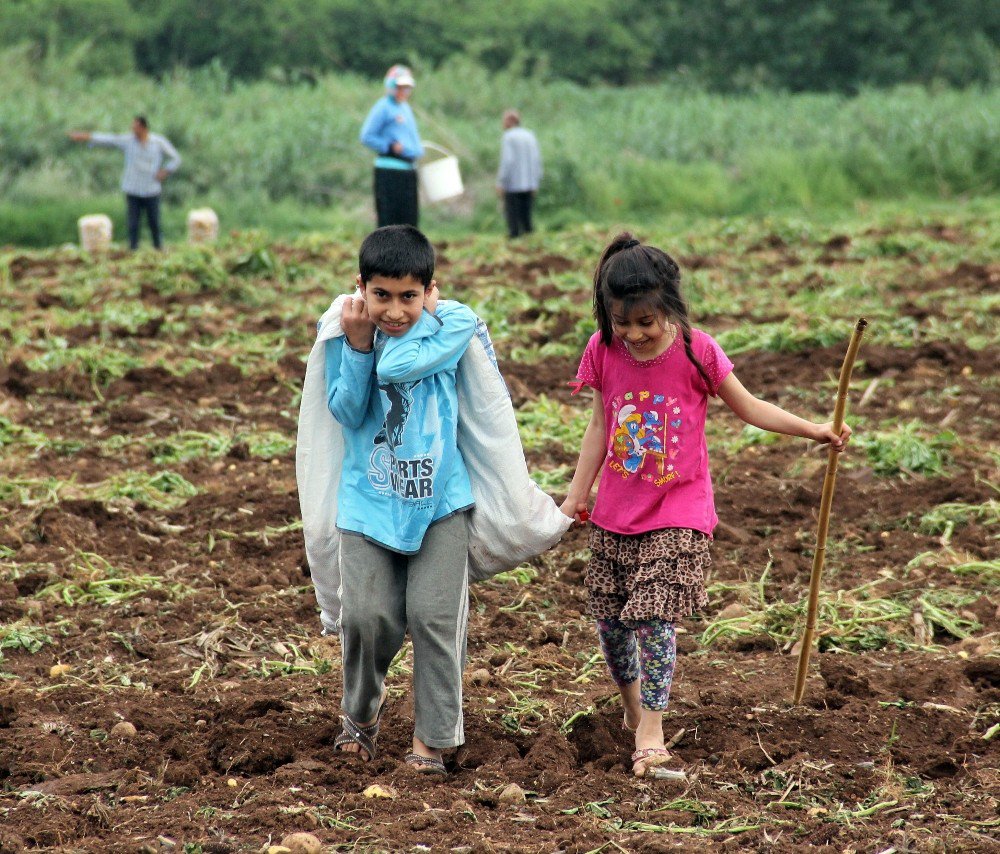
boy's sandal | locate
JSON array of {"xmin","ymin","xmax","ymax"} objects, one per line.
[
  {"xmin": 631, "ymin": 748, "xmax": 687, "ymax": 781},
  {"xmin": 404, "ymin": 753, "xmax": 448, "ymax": 776},
  {"xmin": 334, "ymin": 692, "xmax": 387, "ymax": 762}
]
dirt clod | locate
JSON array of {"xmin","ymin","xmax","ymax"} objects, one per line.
[
  {"xmin": 110, "ymin": 721, "xmax": 138, "ymax": 739},
  {"xmin": 278, "ymin": 833, "xmax": 322, "ymax": 854},
  {"xmin": 362, "ymin": 783, "xmax": 397, "ymax": 799},
  {"xmin": 468, "ymin": 668, "xmax": 492, "ymax": 686},
  {"xmin": 964, "ymin": 657, "xmax": 1000, "ymax": 689},
  {"xmin": 498, "ymin": 783, "xmax": 526, "ymax": 804}
]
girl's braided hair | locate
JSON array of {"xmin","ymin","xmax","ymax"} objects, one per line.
[{"xmin": 592, "ymin": 232, "xmax": 714, "ymax": 393}]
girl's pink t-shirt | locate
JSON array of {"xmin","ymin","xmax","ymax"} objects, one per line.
[{"xmin": 576, "ymin": 328, "xmax": 734, "ymax": 537}]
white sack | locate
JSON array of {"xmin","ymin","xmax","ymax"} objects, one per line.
[
  {"xmin": 187, "ymin": 208, "xmax": 219, "ymax": 244},
  {"xmin": 296, "ymin": 296, "xmax": 572, "ymax": 634},
  {"xmin": 78, "ymin": 214, "xmax": 112, "ymax": 253}
]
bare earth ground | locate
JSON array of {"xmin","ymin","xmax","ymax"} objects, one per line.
[{"xmin": 0, "ymin": 215, "xmax": 998, "ymax": 853}]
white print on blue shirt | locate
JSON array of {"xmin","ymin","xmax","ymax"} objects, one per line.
[
  {"xmin": 366, "ymin": 377, "xmax": 435, "ymax": 502},
  {"xmin": 369, "ymin": 447, "xmax": 435, "ymax": 500}
]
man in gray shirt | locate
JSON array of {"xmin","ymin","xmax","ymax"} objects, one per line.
[
  {"xmin": 495, "ymin": 110, "xmax": 542, "ymax": 239},
  {"xmin": 69, "ymin": 116, "xmax": 181, "ymax": 250}
]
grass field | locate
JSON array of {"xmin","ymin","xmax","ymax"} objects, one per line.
[
  {"xmin": 0, "ymin": 197, "xmax": 997, "ymax": 851},
  {"xmin": 2, "ymin": 50, "xmax": 999, "ymax": 245}
]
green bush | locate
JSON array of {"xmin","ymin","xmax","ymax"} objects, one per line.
[
  {"xmin": 1, "ymin": 54, "xmax": 998, "ymax": 245},
  {"xmin": 4, "ymin": 0, "xmax": 997, "ymax": 92},
  {"xmin": 857, "ymin": 421, "xmax": 957, "ymax": 477}
]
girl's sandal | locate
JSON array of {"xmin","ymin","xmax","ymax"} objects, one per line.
[
  {"xmin": 631, "ymin": 748, "xmax": 687, "ymax": 781},
  {"xmin": 404, "ymin": 753, "xmax": 448, "ymax": 776},
  {"xmin": 334, "ymin": 691, "xmax": 388, "ymax": 762}
]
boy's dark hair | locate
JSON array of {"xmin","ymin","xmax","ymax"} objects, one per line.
[
  {"xmin": 593, "ymin": 232, "xmax": 714, "ymax": 393},
  {"xmin": 359, "ymin": 225, "xmax": 435, "ymax": 287},
  {"xmin": 134, "ymin": 115, "xmax": 149, "ymax": 129}
]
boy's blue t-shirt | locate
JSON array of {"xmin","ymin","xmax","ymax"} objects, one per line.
[{"xmin": 324, "ymin": 300, "xmax": 477, "ymax": 554}]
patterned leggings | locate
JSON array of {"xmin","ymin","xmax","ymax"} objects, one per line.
[{"xmin": 596, "ymin": 618, "xmax": 677, "ymax": 711}]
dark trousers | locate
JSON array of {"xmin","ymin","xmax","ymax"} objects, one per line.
[
  {"xmin": 126, "ymin": 194, "xmax": 162, "ymax": 250},
  {"xmin": 504, "ymin": 191, "xmax": 534, "ymax": 238},
  {"xmin": 374, "ymin": 168, "xmax": 419, "ymax": 227}
]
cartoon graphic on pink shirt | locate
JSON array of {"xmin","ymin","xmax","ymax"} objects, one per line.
[{"xmin": 609, "ymin": 393, "xmax": 679, "ymax": 484}]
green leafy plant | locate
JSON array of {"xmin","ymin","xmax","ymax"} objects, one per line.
[
  {"xmin": 516, "ymin": 396, "xmax": 590, "ymax": 452},
  {"xmin": 0, "ymin": 623, "xmax": 52, "ymax": 656},
  {"xmin": 92, "ymin": 470, "xmax": 198, "ymax": 510},
  {"xmin": 856, "ymin": 421, "xmax": 956, "ymax": 477},
  {"xmin": 39, "ymin": 553, "xmax": 193, "ymax": 607},
  {"xmin": 703, "ymin": 567, "xmax": 980, "ymax": 651},
  {"xmin": 918, "ymin": 498, "xmax": 999, "ymax": 539}
]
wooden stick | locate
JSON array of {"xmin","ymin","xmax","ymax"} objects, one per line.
[{"xmin": 792, "ymin": 318, "xmax": 867, "ymax": 704}]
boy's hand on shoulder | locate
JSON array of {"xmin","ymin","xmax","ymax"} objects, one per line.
[
  {"xmin": 424, "ymin": 283, "xmax": 439, "ymax": 316},
  {"xmin": 813, "ymin": 420, "xmax": 852, "ymax": 452},
  {"xmin": 342, "ymin": 296, "xmax": 375, "ymax": 352}
]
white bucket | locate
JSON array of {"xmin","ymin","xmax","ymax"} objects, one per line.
[
  {"xmin": 78, "ymin": 214, "xmax": 112, "ymax": 253},
  {"xmin": 187, "ymin": 207, "xmax": 219, "ymax": 244},
  {"xmin": 419, "ymin": 141, "xmax": 463, "ymax": 203}
]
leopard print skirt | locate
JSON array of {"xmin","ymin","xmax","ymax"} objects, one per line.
[{"xmin": 586, "ymin": 525, "xmax": 710, "ymax": 625}]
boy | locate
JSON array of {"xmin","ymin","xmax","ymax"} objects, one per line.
[{"xmin": 325, "ymin": 224, "xmax": 476, "ymax": 775}]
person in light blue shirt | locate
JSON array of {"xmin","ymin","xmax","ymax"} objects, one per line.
[
  {"xmin": 359, "ymin": 65, "xmax": 424, "ymax": 227},
  {"xmin": 68, "ymin": 116, "xmax": 181, "ymax": 250},
  {"xmin": 323, "ymin": 225, "xmax": 475, "ymax": 776}
]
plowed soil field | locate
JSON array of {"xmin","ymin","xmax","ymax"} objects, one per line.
[{"xmin": 1, "ymin": 212, "xmax": 997, "ymax": 853}]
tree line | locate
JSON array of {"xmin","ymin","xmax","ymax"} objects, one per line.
[{"xmin": 1, "ymin": 0, "xmax": 997, "ymax": 92}]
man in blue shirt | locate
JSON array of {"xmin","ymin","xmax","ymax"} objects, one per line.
[
  {"xmin": 323, "ymin": 225, "xmax": 475, "ymax": 776},
  {"xmin": 496, "ymin": 109, "xmax": 542, "ymax": 238},
  {"xmin": 69, "ymin": 116, "xmax": 181, "ymax": 250},
  {"xmin": 360, "ymin": 65, "xmax": 424, "ymax": 227}
]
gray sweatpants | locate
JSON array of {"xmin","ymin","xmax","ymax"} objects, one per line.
[{"xmin": 339, "ymin": 512, "xmax": 469, "ymax": 748}]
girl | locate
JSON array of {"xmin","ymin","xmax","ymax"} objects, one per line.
[{"xmin": 560, "ymin": 233, "xmax": 851, "ymax": 778}]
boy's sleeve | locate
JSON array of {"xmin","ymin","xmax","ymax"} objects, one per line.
[
  {"xmin": 325, "ymin": 337, "xmax": 375, "ymax": 428},
  {"xmin": 376, "ymin": 303, "xmax": 477, "ymax": 384}
]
